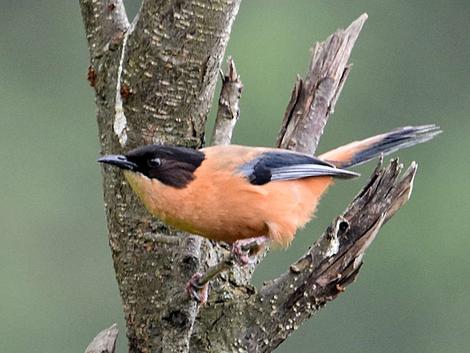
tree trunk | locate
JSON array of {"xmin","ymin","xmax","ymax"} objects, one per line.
[{"xmin": 80, "ymin": 2, "xmax": 416, "ymax": 352}]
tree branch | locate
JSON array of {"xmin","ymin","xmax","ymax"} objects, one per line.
[
  {"xmin": 187, "ymin": 13, "xmax": 419, "ymax": 353},
  {"xmin": 277, "ymin": 13, "xmax": 367, "ymax": 154},
  {"xmin": 195, "ymin": 240, "xmax": 259, "ymax": 289},
  {"xmin": 240, "ymin": 159, "xmax": 417, "ymax": 352},
  {"xmin": 81, "ymin": 1, "xmax": 243, "ymax": 352},
  {"xmin": 80, "ymin": 3, "xmax": 429, "ymax": 351},
  {"xmin": 212, "ymin": 57, "xmax": 244, "ymax": 145},
  {"xmin": 79, "ymin": 0, "xmax": 129, "ymax": 59},
  {"xmin": 186, "ymin": 56, "xmax": 264, "ymax": 305},
  {"xmin": 196, "ymin": 15, "xmax": 369, "ymax": 294},
  {"xmin": 121, "ymin": 0, "xmax": 243, "ymax": 147},
  {"xmin": 191, "ymin": 160, "xmax": 418, "ymax": 353}
]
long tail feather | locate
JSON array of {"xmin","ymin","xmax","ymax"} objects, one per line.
[{"xmin": 320, "ymin": 125, "xmax": 441, "ymax": 168}]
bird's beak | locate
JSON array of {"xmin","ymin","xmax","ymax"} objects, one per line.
[{"xmin": 97, "ymin": 154, "xmax": 138, "ymax": 171}]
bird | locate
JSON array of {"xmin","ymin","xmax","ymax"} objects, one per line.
[{"xmin": 98, "ymin": 124, "xmax": 440, "ymax": 302}]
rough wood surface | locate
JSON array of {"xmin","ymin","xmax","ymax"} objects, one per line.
[
  {"xmin": 80, "ymin": 0, "xmax": 129, "ymax": 61},
  {"xmin": 277, "ymin": 14, "xmax": 367, "ymax": 154},
  {"xmin": 80, "ymin": 5, "xmax": 421, "ymax": 353},
  {"xmin": 211, "ymin": 57, "xmax": 243, "ymax": 145},
  {"xmin": 191, "ymin": 159, "xmax": 417, "ymax": 353},
  {"xmin": 79, "ymin": 1, "xmax": 242, "ymax": 352},
  {"xmin": 243, "ymin": 159, "xmax": 417, "ymax": 352}
]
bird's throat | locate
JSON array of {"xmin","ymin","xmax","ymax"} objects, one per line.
[
  {"xmin": 122, "ymin": 170, "xmax": 197, "ymax": 233},
  {"xmin": 123, "ymin": 170, "xmax": 167, "ymax": 217}
]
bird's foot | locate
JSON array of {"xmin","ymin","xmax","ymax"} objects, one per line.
[
  {"xmin": 231, "ymin": 236, "xmax": 269, "ymax": 266},
  {"xmin": 185, "ymin": 272, "xmax": 209, "ymax": 304}
]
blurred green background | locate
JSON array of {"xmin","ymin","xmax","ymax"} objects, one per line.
[{"xmin": 1, "ymin": 1, "xmax": 468, "ymax": 352}]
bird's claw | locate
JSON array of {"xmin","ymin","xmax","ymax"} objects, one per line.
[
  {"xmin": 231, "ymin": 243, "xmax": 255, "ymax": 265},
  {"xmin": 231, "ymin": 237, "xmax": 268, "ymax": 266},
  {"xmin": 185, "ymin": 272, "xmax": 209, "ymax": 304}
]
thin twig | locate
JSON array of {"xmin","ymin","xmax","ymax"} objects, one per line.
[
  {"xmin": 190, "ymin": 56, "xmax": 247, "ymax": 295},
  {"xmin": 211, "ymin": 57, "xmax": 243, "ymax": 145}
]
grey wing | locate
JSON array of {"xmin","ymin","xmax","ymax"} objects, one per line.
[
  {"xmin": 239, "ymin": 150, "xmax": 359, "ymax": 185},
  {"xmin": 270, "ymin": 164, "xmax": 359, "ymax": 181}
]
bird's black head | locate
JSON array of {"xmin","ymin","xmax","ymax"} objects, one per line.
[{"xmin": 98, "ymin": 145, "xmax": 205, "ymax": 188}]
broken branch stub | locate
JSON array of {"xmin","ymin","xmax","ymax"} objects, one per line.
[
  {"xmin": 277, "ymin": 13, "xmax": 368, "ymax": 155},
  {"xmin": 212, "ymin": 57, "xmax": 244, "ymax": 146}
]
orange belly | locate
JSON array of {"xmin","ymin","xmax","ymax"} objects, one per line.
[{"xmin": 124, "ymin": 169, "xmax": 333, "ymax": 248}]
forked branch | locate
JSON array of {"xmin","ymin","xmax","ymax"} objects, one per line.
[
  {"xmin": 196, "ymin": 14, "xmax": 370, "ymax": 291},
  {"xmin": 80, "ymin": 3, "xmax": 425, "ymax": 351},
  {"xmin": 240, "ymin": 159, "xmax": 417, "ymax": 352}
]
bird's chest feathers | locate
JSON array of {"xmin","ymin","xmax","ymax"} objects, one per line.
[{"xmin": 123, "ymin": 171, "xmax": 196, "ymax": 231}]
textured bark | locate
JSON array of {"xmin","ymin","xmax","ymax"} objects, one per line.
[
  {"xmin": 80, "ymin": 1, "xmax": 242, "ymax": 352},
  {"xmin": 191, "ymin": 159, "xmax": 417, "ymax": 353},
  {"xmin": 277, "ymin": 14, "xmax": 367, "ymax": 154},
  {"xmin": 211, "ymin": 58, "xmax": 243, "ymax": 145},
  {"xmin": 242, "ymin": 159, "xmax": 416, "ymax": 352},
  {"xmin": 80, "ymin": 5, "xmax": 420, "ymax": 353}
]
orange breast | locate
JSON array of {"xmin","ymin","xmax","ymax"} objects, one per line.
[{"xmin": 124, "ymin": 146, "xmax": 334, "ymax": 248}]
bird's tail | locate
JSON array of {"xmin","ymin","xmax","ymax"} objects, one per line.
[{"xmin": 319, "ymin": 125, "xmax": 441, "ymax": 168}]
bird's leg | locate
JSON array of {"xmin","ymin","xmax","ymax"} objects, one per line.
[
  {"xmin": 185, "ymin": 237, "xmax": 269, "ymax": 304},
  {"xmin": 231, "ymin": 236, "xmax": 269, "ymax": 266},
  {"xmin": 185, "ymin": 272, "xmax": 209, "ymax": 304}
]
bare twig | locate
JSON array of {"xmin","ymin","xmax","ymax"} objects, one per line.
[
  {"xmin": 194, "ymin": 159, "xmax": 421, "ymax": 353},
  {"xmin": 84, "ymin": 323, "xmax": 118, "ymax": 353},
  {"xmin": 277, "ymin": 13, "xmax": 368, "ymax": 154},
  {"xmin": 211, "ymin": 58, "xmax": 244, "ymax": 145},
  {"xmin": 191, "ymin": 56, "xmax": 250, "ymax": 297}
]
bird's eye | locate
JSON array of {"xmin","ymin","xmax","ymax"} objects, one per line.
[{"xmin": 148, "ymin": 158, "xmax": 161, "ymax": 168}]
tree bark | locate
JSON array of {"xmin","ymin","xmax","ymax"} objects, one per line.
[
  {"xmin": 80, "ymin": 1, "xmax": 241, "ymax": 352},
  {"xmin": 277, "ymin": 14, "xmax": 367, "ymax": 154},
  {"xmin": 211, "ymin": 57, "xmax": 243, "ymax": 145},
  {"xmin": 80, "ymin": 3, "xmax": 417, "ymax": 353}
]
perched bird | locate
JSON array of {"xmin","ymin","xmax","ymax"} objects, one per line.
[{"xmin": 98, "ymin": 125, "xmax": 440, "ymax": 302}]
